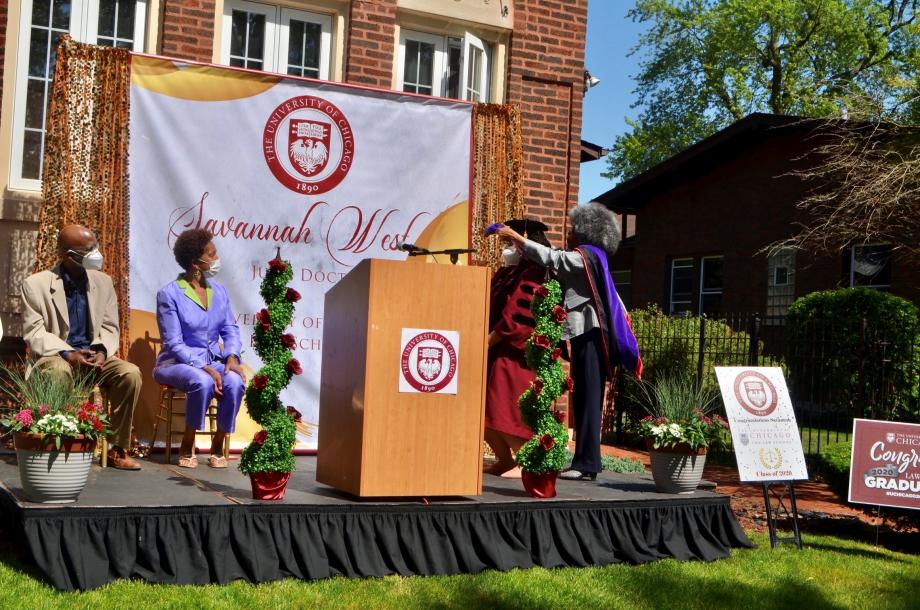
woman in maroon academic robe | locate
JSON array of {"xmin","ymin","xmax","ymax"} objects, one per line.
[{"xmin": 484, "ymin": 219, "xmax": 552, "ymax": 477}]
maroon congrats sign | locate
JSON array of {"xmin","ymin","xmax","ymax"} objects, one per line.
[{"xmin": 849, "ymin": 419, "xmax": 920, "ymax": 510}]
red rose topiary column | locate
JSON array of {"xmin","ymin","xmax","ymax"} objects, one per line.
[{"xmin": 239, "ymin": 254, "xmax": 303, "ymax": 500}]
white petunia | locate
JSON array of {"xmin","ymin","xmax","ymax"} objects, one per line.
[{"xmin": 668, "ymin": 423, "xmax": 683, "ymax": 438}]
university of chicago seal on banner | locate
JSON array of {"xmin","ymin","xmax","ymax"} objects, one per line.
[
  {"xmin": 399, "ymin": 329, "xmax": 460, "ymax": 394},
  {"xmin": 263, "ymin": 95, "xmax": 355, "ymax": 194}
]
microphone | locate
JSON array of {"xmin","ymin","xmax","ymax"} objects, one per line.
[{"xmin": 396, "ymin": 240, "xmax": 426, "ymax": 253}]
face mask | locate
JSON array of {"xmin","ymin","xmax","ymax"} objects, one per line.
[
  {"xmin": 501, "ymin": 246, "xmax": 521, "ymax": 267},
  {"xmin": 70, "ymin": 248, "xmax": 103, "ymax": 271},
  {"xmin": 199, "ymin": 257, "xmax": 221, "ymax": 278}
]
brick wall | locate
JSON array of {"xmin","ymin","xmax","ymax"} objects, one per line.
[
  {"xmin": 345, "ymin": 0, "xmax": 398, "ymax": 88},
  {"xmin": 161, "ymin": 0, "xmax": 217, "ymax": 62},
  {"xmin": 507, "ymin": 0, "xmax": 588, "ymax": 246},
  {"xmin": 610, "ymin": 131, "xmax": 920, "ymax": 312}
]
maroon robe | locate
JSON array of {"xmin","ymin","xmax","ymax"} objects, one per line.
[{"xmin": 485, "ymin": 260, "xmax": 545, "ymax": 439}]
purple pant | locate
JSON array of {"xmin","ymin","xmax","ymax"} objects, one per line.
[{"xmin": 153, "ymin": 361, "xmax": 244, "ymax": 433}]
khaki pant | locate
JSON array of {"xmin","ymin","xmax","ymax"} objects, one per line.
[{"xmin": 31, "ymin": 356, "xmax": 141, "ymax": 449}]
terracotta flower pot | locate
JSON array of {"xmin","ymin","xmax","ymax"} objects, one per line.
[
  {"xmin": 14, "ymin": 432, "xmax": 96, "ymax": 504},
  {"xmin": 250, "ymin": 471, "xmax": 292, "ymax": 500},
  {"xmin": 647, "ymin": 443, "xmax": 707, "ymax": 494},
  {"xmin": 521, "ymin": 470, "xmax": 559, "ymax": 498}
]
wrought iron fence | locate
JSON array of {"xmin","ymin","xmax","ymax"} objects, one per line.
[{"xmin": 606, "ymin": 311, "xmax": 920, "ymax": 456}]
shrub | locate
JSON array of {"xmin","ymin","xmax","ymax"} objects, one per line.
[{"xmin": 786, "ymin": 288, "xmax": 920, "ymax": 422}]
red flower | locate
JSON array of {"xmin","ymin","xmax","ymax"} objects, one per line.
[
  {"xmin": 280, "ymin": 333, "xmax": 297, "ymax": 349},
  {"xmin": 533, "ymin": 378, "xmax": 544, "ymax": 395},
  {"xmin": 641, "ymin": 415, "xmax": 653, "ymax": 422},
  {"xmin": 252, "ymin": 375, "xmax": 268, "ymax": 390},
  {"xmin": 553, "ymin": 410, "xmax": 566, "ymax": 424},
  {"xmin": 553, "ymin": 305, "xmax": 568, "ymax": 323},
  {"xmin": 564, "ymin": 376, "xmax": 574, "ymax": 392},
  {"xmin": 540, "ymin": 434, "xmax": 555, "ymax": 451},
  {"xmin": 15, "ymin": 409, "xmax": 33, "ymax": 427},
  {"xmin": 256, "ymin": 308, "xmax": 272, "ymax": 332},
  {"xmin": 77, "ymin": 409, "xmax": 91, "ymax": 423},
  {"xmin": 285, "ymin": 288, "xmax": 302, "ymax": 302},
  {"xmin": 37, "ymin": 404, "xmax": 49, "ymax": 416},
  {"xmin": 532, "ymin": 334, "xmax": 551, "ymax": 349},
  {"xmin": 268, "ymin": 258, "xmax": 288, "ymax": 273},
  {"xmin": 535, "ymin": 285, "xmax": 549, "ymax": 298},
  {"xmin": 92, "ymin": 417, "xmax": 104, "ymax": 432},
  {"xmin": 254, "ymin": 430, "xmax": 268, "ymax": 445},
  {"xmin": 287, "ymin": 406, "xmax": 302, "ymax": 422},
  {"xmin": 551, "ymin": 347, "xmax": 562, "ymax": 360},
  {"xmin": 287, "ymin": 358, "xmax": 303, "ymax": 375}
]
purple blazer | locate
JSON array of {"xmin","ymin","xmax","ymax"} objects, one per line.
[{"xmin": 154, "ymin": 279, "xmax": 242, "ymax": 369}]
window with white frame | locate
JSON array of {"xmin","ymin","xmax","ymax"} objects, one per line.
[
  {"xmin": 699, "ymin": 256, "xmax": 724, "ymax": 316},
  {"xmin": 10, "ymin": 0, "xmax": 147, "ymax": 189},
  {"xmin": 766, "ymin": 248, "xmax": 796, "ymax": 324},
  {"xmin": 398, "ymin": 29, "xmax": 490, "ymax": 101},
  {"xmin": 848, "ymin": 244, "xmax": 892, "ymax": 289},
  {"xmin": 220, "ymin": 0, "xmax": 332, "ymax": 78},
  {"xmin": 669, "ymin": 258, "xmax": 694, "ymax": 315}
]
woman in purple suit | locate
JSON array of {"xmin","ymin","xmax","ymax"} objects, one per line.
[{"xmin": 153, "ymin": 229, "xmax": 247, "ymax": 468}]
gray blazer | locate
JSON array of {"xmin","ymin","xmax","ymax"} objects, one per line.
[{"xmin": 521, "ymin": 240, "xmax": 598, "ymax": 340}]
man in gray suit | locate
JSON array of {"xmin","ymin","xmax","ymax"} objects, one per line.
[{"xmin": 496, "ymin": 203, "xmax": 641, "ymax": 480}]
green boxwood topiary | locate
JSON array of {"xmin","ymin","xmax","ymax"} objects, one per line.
[
  {"xmin": 515, "ymin": 280, "xmax": 570, "ymax": 474},
  {"xmin": 239, "ymin": 255, "xmax": 301, "ymax": 476}
]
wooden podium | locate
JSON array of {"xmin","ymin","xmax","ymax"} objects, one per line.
[{"xmin": 316, "ymin": 258, "xmax": 491, "ymax": 497}]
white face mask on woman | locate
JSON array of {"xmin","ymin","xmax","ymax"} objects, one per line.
[
  {"xmin": 501, "ymin": 246, "xmax": 522, "ymax": 267},
  {"xmin": 199, "ymin": 257, "xmax": 221, "ymax": 278}
]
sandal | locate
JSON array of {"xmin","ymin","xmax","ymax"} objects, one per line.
[
  {"xmin": 208, "ymin": 455, "xmax": 228, "ymax": 468},
  {"xmin": 177, "ymin": 455, "xmax": 198, "ymax": 468}
]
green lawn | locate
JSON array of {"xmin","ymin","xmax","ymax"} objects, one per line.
[{"xmin": 0, "ymin": 532, "xmax": 916, "ymax": 609}]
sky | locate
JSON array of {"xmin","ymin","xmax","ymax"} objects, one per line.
[{"xmin": 578, "ymin": 1, "xmax": 650, "ymax": 203}]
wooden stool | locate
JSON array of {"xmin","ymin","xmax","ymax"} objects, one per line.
[{"xmin": 151, "ymin": 385, "xmax": 230, "ymax": 463}]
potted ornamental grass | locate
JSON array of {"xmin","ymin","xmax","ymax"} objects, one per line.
[
  {"xmin": 0, "ymin": 366, "xmax": 109, "ymax": 503},
  {"xmin": 516, "ymin": 279, "xmax": 571, "ymax": 498},
  {"xmin": 631, "ymin": 374, "xmax": 728, "ymax": 494},
  {"xmin": 239, "ymin": 253, "xmax": 301, "ymax": 500}
]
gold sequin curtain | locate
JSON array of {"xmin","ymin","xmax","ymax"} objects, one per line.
[
  {"xmin": 34, "ymin": 36, "xmax": 132, "ymax": 356},
  {"xmin": 472, "ymin": 104, "xmax": 523, "ymax": 268}
]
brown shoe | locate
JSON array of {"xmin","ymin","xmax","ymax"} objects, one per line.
[{"xmin": 107, "ymin": 448, "xmax": 141, "ymax": 470}]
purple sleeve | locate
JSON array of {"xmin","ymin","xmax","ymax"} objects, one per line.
[{"xmin": 218, "ymin": 285, "xmax": 242, "ymax": 359}]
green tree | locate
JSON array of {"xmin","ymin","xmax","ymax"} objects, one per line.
[{"xmin": 606, "ymin": 0, "xmax": 920, "ymax": 181}]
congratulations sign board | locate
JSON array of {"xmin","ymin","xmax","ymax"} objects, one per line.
[
  {"xmin": 715, "ymin": 367, "xmax": 808, "ymax": 481},
  {"xmin": 127, "ymin": 57, "xmax": 472, "ymax": 450},
  {"xmin": 849, "ymin": 419, "xmax": 920, "ymax": 510}
]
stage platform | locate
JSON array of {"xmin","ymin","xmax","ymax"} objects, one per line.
[{"xmin": 0, "ymin": 454, "xmax": 752, "ymax": 590}]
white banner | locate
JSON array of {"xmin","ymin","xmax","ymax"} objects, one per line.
[
  {"xmin": 715, "ymin": 367, "xmax": 808, "ymax": 481},
  {"xmin": 127, "ymin": 58, "xmax": 472, "ymax": 449}
]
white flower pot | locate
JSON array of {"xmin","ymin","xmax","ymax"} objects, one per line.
[
  {"xmin": 648, "ymin": 448, "xmax": 707, "ymax": 494},
  {"xmin": 14, "ymin": 433, "xmax": 95, "ymax": 504}
]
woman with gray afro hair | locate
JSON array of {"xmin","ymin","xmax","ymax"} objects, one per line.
[
  {"xmin": 493, "ymin": 203, "xmax": 641, "ymax": 481},
  {"xmin": 569, "ymin": 202, "xmax": 621, "ymax": 257}
]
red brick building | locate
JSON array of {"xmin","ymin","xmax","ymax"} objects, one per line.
[
  {"xmin": 595, "ymin": 113, "xmax": 920, "ymax": 319},
  {"xmin": 0, "ymin": 0, "xmax": 588, "ymax": 341}
]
